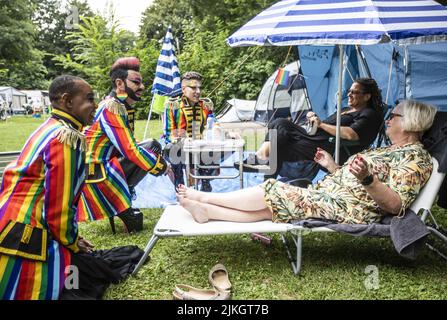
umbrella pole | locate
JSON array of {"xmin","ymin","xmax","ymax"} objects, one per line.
[
  {"xmin": 143, "ymin": 94, "xmax": 157, "ymax": 140},
  {"xmin": 335, "ymin": 45, "xmax": 345, "ymax": 164}
]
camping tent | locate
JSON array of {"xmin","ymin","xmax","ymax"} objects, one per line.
[
  {"xmin": 217, "ymin": 60, "xmax": 312, "ymax": 125},
  {"xmin": 21, "ymin": 90, "xmax": 51, "ymax": 114},
  {"xmin": 0, "ymin": 87, "xmax": 27, "ymax": 114},
  {"xmin": 217, "ymin": 98, "xmax": 257, "ymax": 123},
  {"xmin": 301, "ymin": 42, "xmax": 447, "ymax": 119}
]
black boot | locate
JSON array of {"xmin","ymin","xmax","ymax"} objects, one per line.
[{"xmin": 110, "ymin": 208, "xmax": 144, "ymax": 233}]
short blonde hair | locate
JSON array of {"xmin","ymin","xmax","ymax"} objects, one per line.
[{"xmin": 400, "ymin": 100, "xmax": 437, "ymax": 133}]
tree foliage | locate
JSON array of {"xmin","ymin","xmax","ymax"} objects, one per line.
[
  {"xmin": 32, "ymin": 0, "xmax": 95, "ymax": 79},
  {"xmin": 0, "ymin": 0, "xmax": 51, "ymax": 89},
  {"xmin": 136, "ymin": 0, "xmax": 286, "ymax": 117},
  {"xmin": 0, "ymin": 0, "xmax": 36, "ymax": 63},
  {"xmin": 53, "ymin": 15, "xmax": 136, "ymax": 97},
  {"xmin": 3, "ymin": 0, "xmax": 447, "ymax": 117}
]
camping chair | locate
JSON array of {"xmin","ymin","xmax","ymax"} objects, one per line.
[{"xmin": 132, "ymin": 157, "xmax": 446, "ymax": 276}]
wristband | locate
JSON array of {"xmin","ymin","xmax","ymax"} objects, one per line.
[{"xmin": 360, "ymin": 174, "xmax": 374, "ymax": 186}]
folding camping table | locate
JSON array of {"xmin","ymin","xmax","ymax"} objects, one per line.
[{"xmin": 183, "ymin": 138, "xmax": 246, "ymax": 190}]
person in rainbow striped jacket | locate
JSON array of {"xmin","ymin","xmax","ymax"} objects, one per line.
[
  {"xmin": 76, "ymin": 57, "xmax": 170, "ymax": 234},
  {"xmin": 0, "ymin": 75, "xmax": 97, "ymax": 299}
]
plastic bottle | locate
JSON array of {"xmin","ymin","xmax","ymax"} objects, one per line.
[{"xmin": 205, "ymin": 115, "xmax": 214, "ymax": 140}]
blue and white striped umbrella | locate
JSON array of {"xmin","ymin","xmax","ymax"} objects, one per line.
[
  {"xmin": 227, "ymin": 0, "xmax": 447, "ymax": 47},
  {"xmin": 152, "ymin": 26, "xmax": 182, "ymax": 96}
]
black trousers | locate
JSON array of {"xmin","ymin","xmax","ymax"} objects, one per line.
[
  {"xmin": 119, "ymin": 140, "xmax": 156, "ymax": 197},
  {"xmin": 264, "ymin": 118, "xmax": 333, "ymax": 178}
]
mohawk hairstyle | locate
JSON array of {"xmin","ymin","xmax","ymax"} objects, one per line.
[{"xmin": 110, "ymin": 57, "xmax": 141, "ymax": 88}]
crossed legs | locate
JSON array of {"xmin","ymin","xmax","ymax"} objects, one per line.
[{"xmin": 177, "ymin": 185, "xmax": 272, "ymax": 223}]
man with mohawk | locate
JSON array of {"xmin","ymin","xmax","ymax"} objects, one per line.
[{"xmin": 77, "ymin": 57, "xmax": 170, "ymax": 233}]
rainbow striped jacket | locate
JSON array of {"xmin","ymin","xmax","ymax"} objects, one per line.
[
  {"xmin": 77, "ymin": 96, "xmax": 160, "ymax": 222},
  {"xmin": 0, "ymin": 109, "xmax": 85, "ymax": 300},
  {"xmin": 162, "ymin": 96, "xmax": 213, "ymax": 144}
]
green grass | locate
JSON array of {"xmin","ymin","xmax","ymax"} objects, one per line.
[
  {"xmin": 0, "ymin": 116, "xmax": 164, "ymax": 152},
  {"xmin": 82, "ymin": 208, "xmax": 447, "ymax": 300},
  {"xmin": 2, "ymin": 115, "xmax": 447, "ymax": 300}
]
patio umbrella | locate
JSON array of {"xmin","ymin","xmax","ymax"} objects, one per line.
[{"xmin": 227, "ymin": 0, "xmax": 447, "ymax": 162}]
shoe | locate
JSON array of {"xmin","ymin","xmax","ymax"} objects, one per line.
[
  {"xmin": 234, "ymin": 154, "xmax": 269, "ymax": 173},
  {"xmin": 208, "ymin": 263, "xmax": 232, "ymax": 292},
  {"xmin": 110, "ymin": 208, "xmax": 143, "ymax": 234},
  {"xmin": 301, "ymin": 120, "xmax": 318, "ymax": 136},
  {"xmin": 250, "ymin": 233, "xmax": 273, "ymax": 245},
  {"xmin": 200, "ymin": 179, "xmax": 212, "ymax": 192},
  {"xmin": 172, "ymin": 284, "xmax": 230, "ymax": 300}
]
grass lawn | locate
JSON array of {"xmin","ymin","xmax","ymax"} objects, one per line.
[{"xmin": 1, "ymin": 115, "xmax": 447, "ymax": 300}]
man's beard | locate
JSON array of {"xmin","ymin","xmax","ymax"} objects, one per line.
[{"xmin": 125, "ymin": 83, "xmax": 142, "ymax": 102}]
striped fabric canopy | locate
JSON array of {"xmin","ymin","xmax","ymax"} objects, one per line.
[
  {"xmin": 151, "ymin": 26, "xmax": 182, "ymax": 96},
  {"xmin": 227, "ymin": 0, "xmax": 447, "ymax": 47}
]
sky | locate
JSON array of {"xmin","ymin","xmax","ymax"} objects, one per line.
[{"xmin": 86, "ymin": 0, "xmax": 154, "ymax": 34}]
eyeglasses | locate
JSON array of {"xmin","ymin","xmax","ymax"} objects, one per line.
[
  {"xmin": 187, "ymin": 86, "xmax": 202, "ymax": 92},
  {"xmin": 389, "ymin": 112, "xmax": 403, "ymax": 120},
  {"xmin": 347, "ymin": 89, "xmax": 366, "ymax": 95}
]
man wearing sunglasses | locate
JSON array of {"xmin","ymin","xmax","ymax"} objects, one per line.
[
  {"xmin": 77, "ymin": 57, "xmax": 170, "ymax": 233},
  {"xmin": 162, "ymin": 71, "xmax": 215, "ymax": 191}
]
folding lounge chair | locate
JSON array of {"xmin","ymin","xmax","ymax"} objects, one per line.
[{"xmin": 132, "ymin": 157, "xmax": 446, "ymax": 276}]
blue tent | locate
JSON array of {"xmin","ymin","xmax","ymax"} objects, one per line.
[{"xmin": 298, "ymin": 42, "xmax": 447, "ymax": 120}]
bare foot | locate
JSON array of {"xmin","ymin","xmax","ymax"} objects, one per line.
[
  {"xmin": 177, "ymin": 195, "xmax": 209, "ymax": 223},
  {"xmin": 177, "ymin": 184, "xmax": 206, "ymax": 202}
]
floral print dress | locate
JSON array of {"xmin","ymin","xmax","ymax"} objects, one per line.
[{"xmin": 262, "ymin": 142, "xmax": 432, "ymax": 224}]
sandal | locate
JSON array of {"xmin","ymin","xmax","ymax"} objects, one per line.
[
  {"xmin": 208, "ymin": 263, "xmax": 232, "ymax": 292},
  {"xmin": 173, "ymin": 284, "xmax": 230, "ymax": 300}
]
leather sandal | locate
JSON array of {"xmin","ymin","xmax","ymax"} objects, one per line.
[
  {"xmin": 208, "ymin": 263, "xmax": 232, "ymax": 292},
  {"xmin": 173, "ymin": 284, "xmax": 230, "ymax": 300}
]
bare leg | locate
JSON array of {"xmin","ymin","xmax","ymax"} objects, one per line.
[
  {"xmin": 177, "ymin": 185, "xmax": 267, "ymax": 211},
  {"xmin": 255, "ymin": 141, "xmax": 270, "ymax": 160},
  {"xmin": 178, "ymin": 196, "xmax": 272, "ymax": 223}
]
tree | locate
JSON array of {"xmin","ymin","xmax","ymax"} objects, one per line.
[
  {"xmin": 0, "ymin": 0, "xmax": 36, "ymax": 63},
  {"xmin": 5, "ymin": 50, "xmax": 49, "ymax": 89},
  {"xmin": 139, "ymin": 0, "xmax": 193, "ymax": 48},
  {"xmin": 53, "ymin": 15, "xmax": 138, "ymax": 97},
  {"xmin": 0, "ymin": 0, "xmax": 51, "ymax": 89},
  {"xmin": 138, "ymin": 0, "xmax": 286, "ymax": 113},
  {"xmin": 178, "ymin": 21, "xmax": 288, "ymax": 112},
  {"xmin": 32, "ymin": 0, "xmax": 95, "ymax": 79}
]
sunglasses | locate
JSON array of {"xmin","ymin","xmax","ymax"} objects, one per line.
[
  {"xmin": 389, "ymin": 112, "xmax": 403, "ymax": 120},
  {"xmin": 347, "ymin": 89, "xmax": 366, "ymax": 95}
]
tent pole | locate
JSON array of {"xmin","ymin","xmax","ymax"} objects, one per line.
[
  {"xmin": 143, "ymin": 94, "xmax": 157, "ymax": 140},
  {"xmin": 335, "ymin": 45, "xmax": 345, "ymax": 165}
]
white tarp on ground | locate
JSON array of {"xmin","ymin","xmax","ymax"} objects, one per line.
[{"xmin": 133, "ymin": 152, "xmax": 264, "ymax": 209}]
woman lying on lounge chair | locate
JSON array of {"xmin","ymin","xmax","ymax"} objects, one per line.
[{"xmin": 177, "ymin": 100, "xmax": 437, "ymax": 225}]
